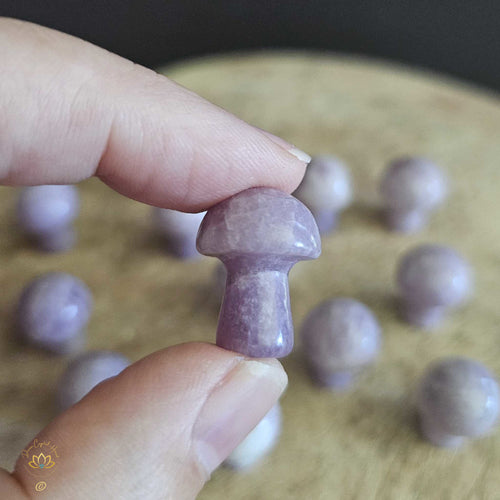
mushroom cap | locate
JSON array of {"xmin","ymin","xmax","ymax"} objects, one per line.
[
  {"xmin": 152, "ymin": 207, "xmax": 206, "ymax": 239},
  {"xmin": 301, "ymin": 298, "xmax": 381, "ymax": 374},
  {"xmin": 397, "ymin": 244, "xmax": 472, "ymax": 308},
  {"xmin": 417, "ymin": 357, "xmax": 499, "ymax": 437},
  {"xmin": 17, "ymin": 272, "xmax": 93, "ymax": 350},
  {"xmin": 17, "ymin": 185, "xmax": 79, "ymax": 234},
  {"xmin": 196, "ymin": 187, "xmax": 321, "ymax": 261},
  {"xmin": 380, "ymin": 157, "xmax": 447, "ymax": 211},
  {"xmin": 294, "ymin": 155, "xmax": 352, "ymax": 211},
  {"xmin": 57, "ymin": 350, "xmax": 130, "ymax": 410},
  {"xmin": 224, "ymin": 403, "xmax": 281, "ymax": 469}
]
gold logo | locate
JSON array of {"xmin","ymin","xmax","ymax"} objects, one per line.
[
  {"xmin": 19, "ymin": 438, "xmax": 60, "ymax": 491},
  {"xmin": 28, "ymin": 452, "xmax": 56, "ymax": 470},
  {"xmin": 35, "ymin": 481, "xmax": 47, "ymax": 492}
]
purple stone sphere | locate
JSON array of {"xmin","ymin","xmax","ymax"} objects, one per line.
[
  {"xmin": 293, "ymin": 155, "xmax": 352, "ymax": 234},
  {"xmin": 17, "ymin": 272, "xmax": 93, "ymax": 354},
  {"xmin": 17, "ymin": 185, "xmax": 80, "ymax": 251},
  {"xmin": 57, "ymin": 350, "xmax": 130, "ymax": 410},
  {"xmin": 197, "ymin": 187, "xmax": 321, "ymax": 358},
  {"xmin": 380, "ymin": 157, "xmax": 447, "ymax": 232},
  {"xmin": 417, "ymin": 357, "xmax": 499, "ymax": 448},
  {"xmin": 397, "ymin": 244, "xmax": 472, "ymax": 329},
  {"xmin": 152, "ymin": 207, "xmax": 206, "ymax": 259},
  {"xmin": 224, "ymin": 403, "xmax": 282, "ymax": 470},
  {"xmin": 301, "ymin": 298, "xmax": 381, "ymax": 389}
]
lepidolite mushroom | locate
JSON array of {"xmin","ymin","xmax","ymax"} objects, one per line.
[
  {"xmin": 301, "ymin": 298, "xmax": 381, "ymax": 389},
  {"xmin": 197, "ymin": 187, "xmax": 321, "ymax": 358},
  {"xmin": 380, "ymin": 157, "xmax": 447, "ymax": 232},
  {"xmin": 417, "ymin": 357, "xmax": 499, "ymax": 448},
  {"xmin": 17, "ymin": 272, "xmax": 92, "ymax": 354},
  {"xmin": 397, "ymin": 244, "xmax": 472, "ymax": 329},
  {"xmin": 293, "ymin": 155, "xmax": 352, "ymax": 234},
  {"xmin": 152, "ymin": 207, "xmax": 206, "ymax": 259},
  {"xmin": 17, "ymin": 185, "xmax": 80, "ymax": 252}
]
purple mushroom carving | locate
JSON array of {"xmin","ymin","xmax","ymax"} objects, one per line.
[
  {"xmin": 301, "ymin": 298, "xmax": 381, "ymax": 389},
  {"xmin": 152, "ymin": 207, "xmax": 206, "ymax": 259},
  {"xmin": 197, "ymin": 187, "xmax": 321, "ymax": 358},
  {"xmin": 17, "ymin": 185, "xmax": 80, "ymax": 251},
  {"xmin": 417, "ymin": 357, "xmax": 499, "ymax": 448},
  {"xmin": 380, "ymin": 157, "xmax": 447, "ymax": 232},
  {"xmin": 397, "ymin": 244, "xmax": 472, "ymax": 329},
  {"xmin": 17, "ymin": 272, "xmax": 92, "ymax": 354},
  {"xmin": 293, "ymin": 155, "xmax": 352, "ymax": 234}
]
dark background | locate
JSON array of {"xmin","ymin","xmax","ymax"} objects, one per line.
[{"xmin": 1, "ymin": 0, "xmax": 499, "ymax": 91}]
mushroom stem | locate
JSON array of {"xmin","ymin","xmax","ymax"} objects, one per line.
[
  {"xmin": 310, "ymin": 367, "xmax": 354, "ymax": 390},
  {"xmin": 385, "ymin": 208, "xmax": 427, "ymax": 233},
  {"xmin": 217, "ymin": 260, "xmax": 294, "ymax": 358},
  {"xmin": 37, "ymin": 226, "xmax": 76, "ymax": 252},
  {"xmin": 21, "ymin": 321, "xmax": 87, "ymax": 355},
  {"xmin": 419, "ymin": 415, "xmax": 465, "ymax": 448},
  {"xmin": 164, "ymin": 236, "xmax": 201, "ymax": 259},
  {"xmin": 401, "ymin": 302, "xmax": 446, "ymax": 330}
]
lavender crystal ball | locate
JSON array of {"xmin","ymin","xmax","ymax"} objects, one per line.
[
  {"xmin": 417, "ymin": 357, "xmax": 499, "ymax": 448},
  {"xmin": 197, "ymin": 187, "xmax": 321, "ymax": 358},
  {"xmin": 397, "ymin": 244, "xmax": 472, "ymax": 329},
  {"xmin": 152, "ymin": 207, "xmax": 206, "ymax": 259},
  {"xmin": 17, "ymin": 185, "xmax": 80, "ymax": 251},
  {"xmin": 17, "ymin": 272, "xmax": 92, "ymax": 354},
  {"xmin": 293, "ymin": 155, "xmax": 352, "ymax": 234},
  {"xmin": 224, "ymin": 403, "xmax": 282, "ymax": 470},
  {"xmin": 57, "ymin": 350, "xmax": 130, "ymax": 410},
  {"xmin": 301, "ymin": 298, "xmax": 381, "ymax": 389},
  {"xmin": 380, "ymin": 157, "xmax": 447, "ymax": 232}
]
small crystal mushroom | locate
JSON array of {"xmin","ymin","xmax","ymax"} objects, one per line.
[
  {"xmin": 417, "ymin": 357, "xmax": 499, "ymax": 448},
  {"xmin": 224, "ymin": 403, "xmax": 282, "ymax": 470},
  {"xmin": 17, "ymin": 272, "xmax": 93, "ymax": 354},
  {"xmin": 152, "ymin": 207, "xmax": 206, "ymax": 259},
  {"xmin": 380, "ymin": 157, "xmax": 447, "ymax": 232},
  {"xmin": 293, "ymin": 155, "xmax": 352, "ymax": 234},
  {"xmin": 196, "ymin": 187, "xmax": 321, "ymax": 358},
  {"xmin": 301, "ymin": 298, "xmax": 381, "ymax": 389},
  {"xmin": 17, "ymin": 185, "xmax": 80, "ymax": 252},
  {"xmin": 397, "ymin": 244, "xmax": 472, "ymax": 329},
  {"xmin": 57, "ymin": 350, "xmax": 130, "ymax": 410}
]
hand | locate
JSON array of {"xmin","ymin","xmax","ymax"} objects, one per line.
[{"xmin": 0, "ymin": 17, "xmax": 309, "ymax": 499}]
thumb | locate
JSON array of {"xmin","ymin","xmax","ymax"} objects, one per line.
[{"xmin": 7, "ymin": 343, "xmax": 287, "ymax": 499}]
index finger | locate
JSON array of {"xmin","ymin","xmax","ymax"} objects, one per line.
[{"xmin": 0, "ymin": 18, "xmax": 309, "ymax": 211}]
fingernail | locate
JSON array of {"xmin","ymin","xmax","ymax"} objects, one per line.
[
  {"xmin": 193, "ymin": 358, "xmax": 287, "ymax": 475},
  {"xmin": 287, "ymin": 147, "xmax": 311, "ymax": 164},
  {"xmin": 258, "ymin": 129, "xmax": 311, "ymax": 165}
]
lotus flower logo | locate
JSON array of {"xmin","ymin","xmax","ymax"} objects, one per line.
[
  {"xmin": 29, "ymin": 453, "xmax": 55, "ymax": 470},
  {"xmin": 20, "ymin": 438, "xmax": 60, "ymax": 484}
]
